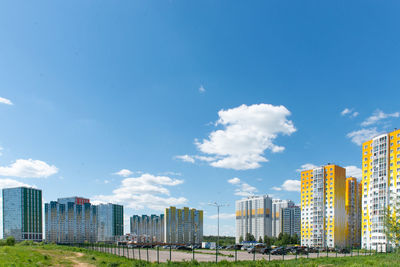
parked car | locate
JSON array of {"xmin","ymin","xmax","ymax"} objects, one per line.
[
  {"xmin": 337, "ymin": 248, "xmax": 350, "ymax": 254},
  {"xmin": 271, "ymin": 247, "xmax": 287, "ymax": 255},
  {"xmin": 260, "ymin": 247, "xmax": 272, "ymax": 255},
  {"xmin": 177, "ymin": 246, "xmax": 192, "ymax": 251}
]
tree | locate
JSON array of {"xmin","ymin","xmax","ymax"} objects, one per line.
[
  {"xmin": 384, "ymin": 201, "xmax": 400, "ymax": 248},
  {"xmin": 6, "ymin": 236, "xmax": 15, "ymax": 246},
  {"xmin": 291, "ymin": 234, "xmax": 300, "ymax": 245},
  {"xmin": 239, "ymin": 236, "xmax": 244, "ymax": 243},
  {"xmin": 245, "ymin": 233, "xmax": 256, "ymax": 242},
  {"xmin": 258, "ymin": 236, "xmax": 263, "ymax": 243}
]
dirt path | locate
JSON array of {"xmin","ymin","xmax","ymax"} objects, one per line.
[{"xmin": 66, "ymin": 252, "xmax": 96, "ymax": 267}]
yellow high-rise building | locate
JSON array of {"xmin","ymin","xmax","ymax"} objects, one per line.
[
  {"xmin": 361, "ymin": 129, "xmax": 400, "ymax": 250},
  {"xmin": 300, "ymin": 164, "xmax": 347, "ymax": 248},
  {"xmin": 345, "ymin": 177, "xmax": 362, "ymax": 247}
]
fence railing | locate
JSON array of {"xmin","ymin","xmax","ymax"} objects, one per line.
[{"xmin": 64, "ymin": 243, "xmax": 397, "ymax": 263}]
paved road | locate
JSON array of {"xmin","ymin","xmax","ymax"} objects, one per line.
[{"xmin": 90, "ymin": 246, "xmax": 371, "ymax": 263}]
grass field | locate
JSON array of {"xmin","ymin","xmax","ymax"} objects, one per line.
[{"xmin": 0, "ymin": 244, "xmax": 400, "ymax": 266}]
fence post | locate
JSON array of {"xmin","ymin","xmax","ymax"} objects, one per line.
[
  {"xmin": 336, "ymin": 247, "xmax": 337, "ymax": 258},
  {"xmin": 253, "ymin": 249, "xmax": 255, "ymax": 261},
  {"xmin": 133, "ymin": 246, "xmax": 135, "ymax": 259},
  {"xmin": 157, "ymin": 246, "xmax": 159, "ymax": 264},
  {"xmin": 147, "ymin": 247, "xmax": 149, "ymax": 262},
  {"xmin": 139, "ymin": 246, "xmax": 141, "ymax": 260},
  {"xmin": 216, "ymin": 246, "xmax": 218, "ymax": 263},
  {"xmin": 351, "ymin": 246, "xmax": 353, "ymax": 257},
  {"xmin": 282, "ymin": 246, "xmax": 285, "ymax": 261},
  {"xmin": 269, "ymin": 250, "xmax": 271, "ymax": 261},
  {"xmin": 326, "ymin": 246, "xmax": 328, "ymax": 258},
  {"xmin": 296, "ymin": 249, "xmax": 298, "ymax": 260},
  {"xmin": 235, "ymin": 248, "xmax": 237, "ymax": 262},
  {"xmin": 192, "ymin": 247, "xmax": 195, "ymax": 261},
  {"xmin": 307, "ymin": 245, "xmax": 309, "ymax": 259},
  {"xmin": 169, "ymin": 245, "xmax": 171, "ymax": 262},
  {"xmin": 317, "ymin": 247, "xmax": 319, "ymax": 258}
]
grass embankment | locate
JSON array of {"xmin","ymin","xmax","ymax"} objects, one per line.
[{"xmin": 0, "ymin": 244, "xmax": 400, "ymax": 266}]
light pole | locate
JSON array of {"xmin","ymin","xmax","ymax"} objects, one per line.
[{"xmin": 208, "ymin": 202, "xmax": 229, "ymax": 251}]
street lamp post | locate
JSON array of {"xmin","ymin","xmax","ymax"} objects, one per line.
[{"xmin": 209, "ymin": 202, "xmax": 228, "ymax": 262}]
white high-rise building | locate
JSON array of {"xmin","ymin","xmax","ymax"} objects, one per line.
[
  {"xmin": 362, "ymin": 129, "xmax": 400, "ymax": 251},
  {"xmin": 272, "ymin": 199, "xmax": 294, "ymax": 237},
  {"xmin": 235, "ymin": 195, "xmax": 272, "ymax": 243}
]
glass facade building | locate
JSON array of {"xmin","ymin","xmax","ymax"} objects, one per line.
[
  {"xmin": 3, "ymin": 187, "xmax": 43, "ymax": 241},
  {"xmin": 97, "ymin": 203, "xmax": 124, "ymax": 242}
]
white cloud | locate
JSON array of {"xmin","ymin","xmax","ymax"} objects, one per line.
[
  {"xmin": 227, "ymin": 177, "xmax": 257, "ymax": 197},
  {"xmin": 194, "ymin": 103, "xmax": 296, "ymax": 170},
  {"xmin": 341, "ymin": 108, "xmax": 359, "ymax": 118},
  {"xmin": 296, "ymin": 163, "xmax": 318, "ymax": 172},
  {"xmin": 0, "ymin": 97, "xmax": 13, "ymax": 105},
  {"xmin": 199, "ymin": 85, "xmax": 206, "ymax": 93},
  {"xmin": 227, "ymin": 177, "xmax": 241, "ymax": 185},
  {"xmin": 271, "ymin": 186, "xmax": 282, "ymax": 191},
  {"xmin": 341, "ymin": 108, "xmax": 351, "ymax": 116},
  {"xmin": 0, "ymin": 159, "xmax": 58, "ymax": 178},
  {"xmin": 282, "ymin": 179, "xmax": 300, "ymax": 192},
  {"xmin": 92, "ymin": 173, "xmax": 187, "ymax": 211},
  {"xmin": 347, "ymin": 128, "xmax": 380, "ymax": 146},
  {"xmin": 114, "ymin": 169, "xmax": 133, "ymax": 177},
  {"xmin": 273, "ymin": 179, "xmax": 301, "ymax": 192},
  {"xmin": 175, "ymin": 155, "xmax": 195, "ymax": 163},
  {"xmin": 361, "ymin": 109, "xmax": 399, "ymax": 126},
  {"xmin": 208, "ymin": 213, "xmax": 235, "ymax": 220},
  {"xmin": 345, "ymin": 165, "xmax": 362, "ymax": 179}
]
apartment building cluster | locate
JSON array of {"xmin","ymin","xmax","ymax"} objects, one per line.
[
  {"xmin": 2, "ymin": 188, "xmax": 123, "ymax": 243},
  {"xmin": 131, "ymin": 206, "xmax": 204, "ymax": 244},
  {"xmin": 235, "ymin": 196, "xmax": 301, "ymax": 243},
  {"xmin": 300, "ymin": 128, "xmax": 400, "ymax": 250}
]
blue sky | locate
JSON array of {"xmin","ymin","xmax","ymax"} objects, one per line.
[{"xmin": 1, "ymin": 1, "xmax": 400, "ymax": 237}]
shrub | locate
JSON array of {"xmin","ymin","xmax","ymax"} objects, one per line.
[{"xmin": 6, "ymin": 236, "xmax": 15, "ymax": 246}]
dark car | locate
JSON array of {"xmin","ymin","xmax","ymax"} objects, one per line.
[
  {"xmin": 260, "ymin": 247, "xmax": 272, "ymax": 254},
  {"xmin": 271, "ymin": 247, "xmax": 287, "ymax": 255},
  {"xmin": 337, "ymin": 248, "xmax": 350, "ymax": 254},
  {"xmin": 177, "ymin": 246, "xmax": 192, "ymax": 251}
]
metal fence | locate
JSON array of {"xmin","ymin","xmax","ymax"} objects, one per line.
[{"xmin": 63, "ymin": 243, "xmax": 398, "ymax": 263}]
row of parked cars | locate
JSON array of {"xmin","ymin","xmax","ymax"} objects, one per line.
[{"xmin": 246, "ymin": 245, "xmax": 352, "ymax": 255}]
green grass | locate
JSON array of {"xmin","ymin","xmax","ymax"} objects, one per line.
[{"xmin": 0, "ymin": 244, "xmax": 399, "ymax": 266}]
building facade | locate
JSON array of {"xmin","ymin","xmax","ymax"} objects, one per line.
[
  {"xmin": 3, "ymin": 187, "xmax": 43, "ymax": 241},
  {"xmin": 97, "ymin": 203, "xmax": 124, "ymax": 242},
  {"xmin": 130, "ymin": 214, "xmax": 164, "ymax": 243},
  {"xmin": 235, "ymin": 195, "xmax": 272, "ymax": 244},
  {"xmin": 361, "ymin": 129, "xmax": 400, "ymax": 250},
  {"xmin": 272, "ymin": 199, "xmax": 295, "ymax": 237},
  {"xmin": 45, "ymin": 197, "xmax": 97, "ymax": 243},
  {"xmin": 164, "ymin": 206, "xmax": 203, "ymax": 244},
  {"xmin": 345, "ymin": 177, "xmax": 362, "ymax": 248},
  {"xmin": 281, "ymin": 206, "xmax": 301, "ymax": 237},
  {"xmin": 300, "ymin": 164, "xmax": 347, "ymax": 248}
]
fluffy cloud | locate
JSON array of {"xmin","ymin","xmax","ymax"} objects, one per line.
[
  {"xmin": 273, "ymin": 179, "xmax": 300, "ymax": 192},
  {"xmin": 227, "ymin": 177, "xmax": 241, "ymax": 185},
  {"xmin": 175, "ymin": 155, "xmax": 195, "ymax": 163},
  {"xmin": 114, "ymin": 169, "xmax": 133, "ymax": 177},
  {"xmin": 199, "ymin": 85, "xmax": 206, "ymax": 93},
  {"xmin": 208, "ymin": 213, "xmax": 236, "ymax": 219},
  {"xmin": 345, "ymin": 165, "xmax": 362, "ymax": 179},
  {"xmin": 92, "ymin": 173, "xmax": 187, "ymax": 211},
  {"xmin": 341, "ymin": 108, "xmax": 359, "ymax": 118},
  {"xmin": 227, "ymin": 177, "xmax": 257, "ymax": 197},
  {"xmin": 296, "ymin": 163, "xmax": 318, "ymax": 172},
  {"xmin": 347, "ymin": 128, "xmax": 380, "ymax": 146},
  {"xmin": 0, "ymin": 159, "xmax": 58, "ymax": 178},
  {"xmin": 0, "ymin": 97, "xmax": 13, "ymax": 105},
  {"xmin": 191, "ymin": 104, "xmax": 296, "ymax": 170},
  {"xmin": 361, "ymin": 109, "xmax": 399, "ymax": 126}
]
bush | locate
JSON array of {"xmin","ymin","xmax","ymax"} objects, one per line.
[{"xmin": 6, "ymin": 236, "xmax": 15, "ymax": 246}]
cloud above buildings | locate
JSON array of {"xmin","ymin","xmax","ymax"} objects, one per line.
[
  {"xmin": 347, "ymin": 109, "xmax": 399, "ymax": 146},
  {"xmin": 208, "ymin": 213, "xmax": 235, "ymax": 220},
  {"xmin": 0, "ymin": 159, "xmax": 58, "ymax": 178},
  {"xmin": 0, "ymin": 97, "xmax": 13, "ymax": 105},
  {"xmin": 199, "ymin": 85, "xmax": 206, "ymax": 93},
  {"xmin": 92, "ymin": 173, "xmax": 187, "ymax": 211},
  {"xmin": 273, "ymin": 179, "xmax": 300, "ymax": 192},
  {"xmin": 344, "ymin": 165, "xmax": 362, "ymax": 179},
  {"xmin": 227, "ymin": 177, "xmax": 257, "ymax": 197},
  {"xmin": 296, "ymin": 163, "xmax": 318, "ymax": 172},
  {"xmin": 176, "ymin": 103, "xmax": 296, "ymax": 170}
]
